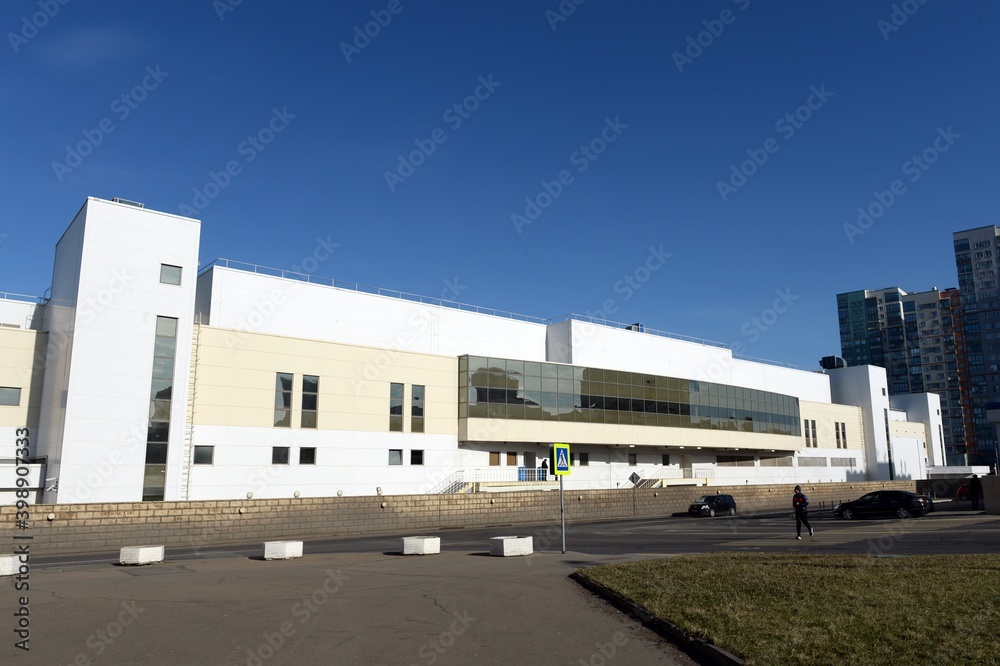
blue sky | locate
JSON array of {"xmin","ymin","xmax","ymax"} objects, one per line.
[{"xmin": 2, "ymin": 0, "xmax": 998, "ymax": 369}]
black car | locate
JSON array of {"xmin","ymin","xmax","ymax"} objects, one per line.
[
  {"xmin": 833, "ymin": 490, "xmax": 933, "ymax": 520},
  {"xmin": 688, "ymin": 494, "xmax": 736, "ymax": 517}
]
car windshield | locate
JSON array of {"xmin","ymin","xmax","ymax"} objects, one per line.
[{"xmin": 695, "ymin": 496, "xmax": 709, "ymax": 503}]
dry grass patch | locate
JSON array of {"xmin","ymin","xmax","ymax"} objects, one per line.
[{"xmin": 581, "ymin": 553, "xmax": 1000, "ymax": 665}]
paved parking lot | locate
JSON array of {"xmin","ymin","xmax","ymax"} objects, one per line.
[{"xmin": 7, "ymin": 508, "xmax": 998, "ymax": 665}]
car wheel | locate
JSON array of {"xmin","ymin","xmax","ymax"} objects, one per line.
[
  {"xmin": 709, "ymin": 508, "xmax": 716, "ymax": 517},
  {"xmin": 841, "ymin": 508, "xmax": 854, "ymax": 520},
  {"xmin": 729, "ymin": 507, "xmax": 736, "ymax": 516},
  {"xmin": 896, "ymin": 507, "xmax": 911, "ymax": 519},
  {"xmin": 958, "ymin": 492, "xmax": 969, "ymax": 501}
]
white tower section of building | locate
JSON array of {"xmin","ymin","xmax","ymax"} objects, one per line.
[
  {"xmin": 37, "ymin": 198, "xmax": 201, "ymax": 503},
  {"xmin": 890, "ymin": 392, "xmax": 945, "ymax": 468},
  {"xmin": 828, "ymin": 365, "xmax": 892, "ymax": 481}
]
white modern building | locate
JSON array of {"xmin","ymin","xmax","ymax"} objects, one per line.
[{"xmin": 0, "ymin": 197, "xmax": 947, "ymax": 504}]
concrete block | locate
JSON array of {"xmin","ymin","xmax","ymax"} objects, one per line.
[
  {"xmin": 264, "ymin": 540, "xmax": 303, "ymax": 560},
  {"xmin": 402, "ymin": 536, "xmax": 440, "ymax": 555},
  {"xmin": 0, "ymin": 554, "xmax": 18, "ymax": 576},
  {"xmin": 489, "ymin": 536, "xmax": 533, "ymax": 557},
  {"xmin": 119, "ymin": 545, "xmax": 164, "ymax": 565}
]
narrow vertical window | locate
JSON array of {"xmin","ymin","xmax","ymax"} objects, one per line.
[
  {"xmin": 389, "ymin": 382, "xmax": 403, "ymax": 432},
  {"xmin": 835, "ymin": 422, "xmax": 841, "ymax": 448},
  {"xmin": 411, "ymin": 384, "xmax": 424, "ymax": 433},
  {"xmin": 842, "ymin": 422, "xmax": 848, "ymax": 447},
  {"xmin": 301, "ymin": 375, "xmax": 318, "ymax": 429},
  {"xmin": 274, "ymin": 373, "xmax": 292, "ymax": 427},
  {"xmin": 811, "ymin": 420, "xmax": 817, "ymax": 447},
  {"xmin": 143, "ymin": 316, "xmax": 177, "ymax": 501}
]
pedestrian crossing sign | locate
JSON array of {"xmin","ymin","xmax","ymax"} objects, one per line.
[{"xmin": 553, "ymin": 443, "xmax": 570, "ymax": 475}]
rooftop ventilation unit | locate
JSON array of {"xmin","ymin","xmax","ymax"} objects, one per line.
[{"xmin": 111, "ymin": 197, "xmax": 145, "ymax": 209}]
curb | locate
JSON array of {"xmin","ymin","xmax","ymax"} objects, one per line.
[{"xmin": 570, "ymin": 571, "xmax": 744, "ymax": 666}]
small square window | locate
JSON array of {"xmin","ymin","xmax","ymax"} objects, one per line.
[
  {"xmin": 300, "ymin": 447, "xmax": 316, "ymax": 465},
  {"xmin": 0, "ymin": 387, "xmax": 21, "ymax": 406},
  {"xmin": 160, "ymin": 264, "xmax": 182, "ymax": 285},
  {"xmin": 272, "ymin": 446, "xmax": 290, "ymax": 465},
  {"xmin": 410, "ymin": 450, "xmax": 424, "ymax": 465},
  {"xmin": 389, "ymin": 449, "xmax": 403, "ymax": 465},
  {"xmin": 579, "ymin": 452, "xmax": 589, "ymax": 466},
  {"xmin": 193, "ymin": 445, "xmax": 214, "ymax": 465},
  {"xmin": 628, "ymin": 453, "xmax": 637, "ymax": 466}
]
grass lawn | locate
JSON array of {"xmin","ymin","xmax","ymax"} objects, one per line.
[{"xmin": 580, "ymin": 553, "xmax": 1000, "ymax": 666}]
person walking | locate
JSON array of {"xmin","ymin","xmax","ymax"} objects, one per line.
[
  {"xmin": 793, "ymin": 485, "xmax": 813, "ymax": 540},
  {"xmin": 970, "ymin": 474, "xmax": 983, "ymax": 510}
]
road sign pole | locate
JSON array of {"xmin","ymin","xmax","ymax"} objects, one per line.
[{"xmin": 560, "ymin": 474, "xmax": 565, "ymax": 554}]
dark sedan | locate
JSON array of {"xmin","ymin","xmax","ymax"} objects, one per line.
[
  {"xmin": 688, "ymin": 494, "xmax": 736, "ymax": 517},
  {"xmin": 834, "ymin": 490, "xmax": 933, "ymax": 519}
]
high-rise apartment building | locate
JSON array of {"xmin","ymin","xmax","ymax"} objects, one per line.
[
  {"xmin": 953, "ymin": 225, "xmax": 1000, "ymax": 469},
  {"xmin": 838, "ymin": 286, "xmax": 966, "ymax": 463}
]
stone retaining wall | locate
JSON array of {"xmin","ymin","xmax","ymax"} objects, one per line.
[{"xmin": 0, "ymin": 480, "xmax": 919, "ymax": 555}]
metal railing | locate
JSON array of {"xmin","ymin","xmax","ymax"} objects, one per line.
[
  {"xmin": 201, "ymin": 258, "xmax": 548, "ymax": 323},
  {"xmin": 0, "ymin": 291, "xmax": 45, "ymax": 304}
]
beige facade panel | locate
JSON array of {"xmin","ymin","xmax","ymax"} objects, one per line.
[
  {"xmin": 799, "ymin": 400, "xmax": 865, "ymax": 451},
  {"xmin": 459, "ymin": 418, "xmax": 802, "ymax": 452},
  {"xmin": 891, "ymin": 420, "xmax": 926, "ymax": 441},
  {"xmin": 0, "ymin": 329, "xmax": 45, "ymax": 428},
  {"xmin": 192, "ymin": 326, "xmax": 457, "ymax": 435}
]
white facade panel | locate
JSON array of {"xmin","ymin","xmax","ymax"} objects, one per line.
[
  {"xmin": 201, "ymin": 267, "xmax": 548, "ymax": 361},
  {"xmin": 0, "ymin": 298, "xmax": 41, "ymax": 329},
  {"xmin": 39, "ymin": 198, "xmax": 201, "ymax": 504},
  {"xmin": 564, "ymin": 320, "xmax": 830, "ymax": 401},
  {"xmin": 188, "ymin": 425, "xmax": 459, "ymax": 499}
]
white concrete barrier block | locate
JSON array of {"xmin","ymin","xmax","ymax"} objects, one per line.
[
  {"xmin": 402, "ymin": 536, "xmax": 440, "ymax": 555},
  {"xmin": 119, "ymin": 545, "xmax": 164, "ymax": 566},
  {"xmin": 0, "ymin": 554, "xmax": 17, "ymax": 576},
  {"xmin": 264, "ymin": 540, "xmax": 303, "ymax": 560},
  {"xmin": 489, "ymin": 536, "xmax": 533, "ymax": 557}
]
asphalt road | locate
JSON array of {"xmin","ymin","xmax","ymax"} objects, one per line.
[
  {"xmin": 32, "ymin": 504, "xmax": 1000, "ymax": 570},
  {"xmin": 8, "ymin": 504, "xmax": 996, "ymax": 666}
]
